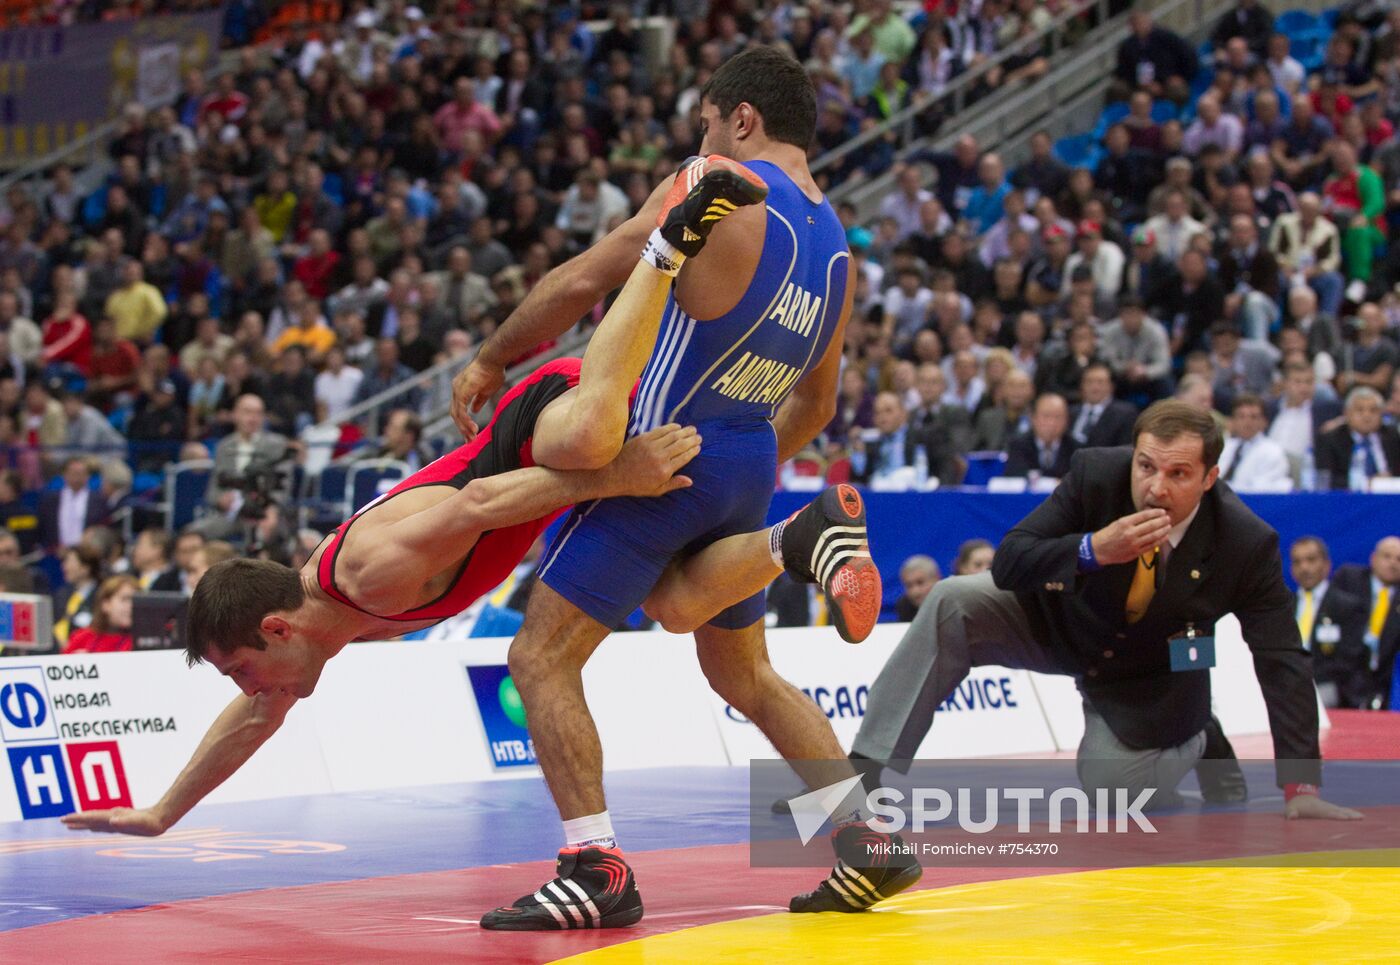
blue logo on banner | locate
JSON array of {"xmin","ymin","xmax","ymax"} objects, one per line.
[
  {"xmin": 0, "ymin": 667, "xmax": 58, "ymax": 742},
  {"xmin": 465, "ymin": 664, "xmax": 536, "ymax": 768},
  {"xmin": 7, "ymin": 745, "xmax": 74, "ymax": 818}
]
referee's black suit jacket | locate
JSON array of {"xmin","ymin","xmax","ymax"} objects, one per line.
[{"xmin": 991, "ymin": 446, "xmax": 1321, "ymax": 784}]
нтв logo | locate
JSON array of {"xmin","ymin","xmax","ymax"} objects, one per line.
[
  {"xmin": 0, "ymin": 666, "xmax": 58, "ymax": 742},
  {"xmin": 465, "ymin": 664, "xmax": 536, "ymax": 768}
]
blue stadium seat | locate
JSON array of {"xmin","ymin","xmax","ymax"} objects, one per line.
[
  {"xmin": 166, "ymin": 460, "xmax": 213, "ymax": 531},
  {"xmin": 962, "ymin": 452, "xmax": 1007, "ymax": 487},
  {"xmin": 1054, "ymin": 133, "xmax": 1098, "ymax": 168},
  {"xmin": 1092, "ymin": 102, "xmax": 1131, "ymax": 139},
  {"xmin": 1151, "ymin": 99, "xmax": 1178, "ymax": 124},
  {"xmin": 347, "ymin": 460, "xmax": 411, "ymax": 516},
  {"xmin": 1275, "ymin": 10, "xmax": 1320, "ymax": 37},
  {"xmin": 471, "ymin": 604, "xmax": 525, "ymax": 638},
  {"xmin": 1291, "ymin": 35, "xmax": 1325, "ymax": 70}
]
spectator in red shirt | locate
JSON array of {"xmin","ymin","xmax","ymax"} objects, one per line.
[
  {"xmin": 85, "ymin": 316, "xmax": 142, "ymax": 412},
  {"xmin": 292, "ymin": 228, "xmax": 342, "ymax": 300},
  {"xmin": 63, "ymin": 574, "xmax": 137, "ymax": 654},
  {"xmin": 199, "ymin": 73, "xmax": 250, "ymax": 126},
  {"xmin": 41, "ymin": 291, "xmax": 92, "ymax": 376}
]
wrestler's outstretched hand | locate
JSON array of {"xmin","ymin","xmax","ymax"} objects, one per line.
[
  {"xmin": 610, "ymin": 424, "xmax": 702, "ymax": 498},
  {"xmin": 63, "ymin": 806, "xmax": 168, "ymax": 836}
]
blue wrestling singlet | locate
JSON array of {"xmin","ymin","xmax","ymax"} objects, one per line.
[{"xmin": 539, "ymin": 159, "xmax": 851, "ymax": 629}]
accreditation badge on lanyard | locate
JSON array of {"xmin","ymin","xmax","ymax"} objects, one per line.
[{"xmin": 1168, "ymin": 624, "xmax": 1216, "ymax": 672}]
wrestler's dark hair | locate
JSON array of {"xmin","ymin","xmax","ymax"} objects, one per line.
[
  {"xmin": 185, "ymin": 557, "xmax": 304, "ymax": 666},
  {"xmin": 701, "ymin": 45, "xmax": 816, "ymax": 149},
  {"xmin": 1133, "ymin": 400, "xmax": 1225, "ymax": 471}
]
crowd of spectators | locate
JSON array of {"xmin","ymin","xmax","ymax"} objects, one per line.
[
  {"xmin": 811, "ymin": 4, "xmax": 1400, "ymax": 499},
  {"xmin": 0, "ymin": 0, "xmax": 1113, "ymax": 653}
]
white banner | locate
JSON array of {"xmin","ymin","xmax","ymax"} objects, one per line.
[{"xmin": 0, "ymin": 620, "xmax": 1321, "ymax": 822}]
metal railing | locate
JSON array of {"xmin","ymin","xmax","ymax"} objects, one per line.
[
  {"xmin": 311, "ymin": 325, "xmax": 594, "ymax": 444},
  {"xmin": 828, "ymin": 0, "xmax": 1212, "ymax": 220},
  {"xmin": 811, "ymin": 0, "xmax": 1113, "ymax": 185}
]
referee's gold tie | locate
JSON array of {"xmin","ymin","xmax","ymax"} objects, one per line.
[
  {"xmin": 1370, "ymin": 585, "xmax": 1392, "ymax": 639},
  {"xmin": 1298, "ymin": 589, "xmax": 1315, "ymax": 644},
  {"xmin": 1125, "ymin": 547, "xmax": 1160, "ymax": 624}
]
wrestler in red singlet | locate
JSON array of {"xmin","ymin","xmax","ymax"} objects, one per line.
[{"xmin": 315, "ymin": 357, "xmax": 583, "ymax": 622}]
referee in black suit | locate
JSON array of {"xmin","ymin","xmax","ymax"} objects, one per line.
[{"xmin": 853, "ymin": 401, "xmax": 1360, "ymax": 819}]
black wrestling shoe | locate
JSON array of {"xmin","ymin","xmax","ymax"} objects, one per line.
[
  {"xmin": 654, "ymin": 155, "xmax": 768, "ymax": 259},
  {"xmin": 778, "ymin": 484, "xmax": 882, "ymax": 643},
  {"xmin": 480, "ymin": 846, "xmax": 643, "ymax": 931},
  {"xmin": 790, "ymin": 822, "xmax": 923, "ymax": 913}
]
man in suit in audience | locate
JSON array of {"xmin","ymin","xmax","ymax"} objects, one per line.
[
  {"xmin": 1290, "ymin": 536, "xmax": 1373, "ymax": 709},
  {"xmin": 1332, "ymin": 535, "xmax": 1400, "ymax": 708},
  {"xmin": 850, "ymin": 391, "xmax": 962, "ymax": 487},
  {"xmin": 1005, "ymin": 393, "xmax": 1078, "ymax": 478},
  {"xmin": 38, "ymin": 457, "xmax": 108, "ymax": 552},
  {"xmin": 1315, "ymin": 387, "xmax": 1400, "ymax": 490},
  {"xmin": 909, "ymin": 363, "xmax": 974, "ymax": 455},
  {"xmin": 1266, "ymin": 362, "xmax": 1342, "ymax": 459},
  {"xmin": 1217, "ymin": 394, "xmax": 1293, "ymax": 491},
  {"xmin": 973, "ymin": 368, "xmax": 1034, "ymax": 451},
  {"xmin": 1070, "ymin": 362, "xmax": 1139, "ymax": 448}
]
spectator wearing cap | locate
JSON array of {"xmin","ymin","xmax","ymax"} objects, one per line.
[
  {"xmin": 127, "ymin": 378, "xmax": 186, "ymax": 473},
  {"xmin": 1061, "ymin": 220, "xmax": 1124, "ymax": 308},
  {"xmin": 1025, "ymin": 224, "xmax": 1072, "ymax": 308},
  {"xmin": 1120, "ymin": 227, "xmax": 1180, "ymax": 318},
  {"xmin": 1100, "ymin": 295, "xmax": 1173, "ymax": 404}
]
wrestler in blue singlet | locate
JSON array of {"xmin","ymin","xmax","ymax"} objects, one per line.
[{"xmin": 537, "ymin": 160, "xmax": 850, "ymax": 628}]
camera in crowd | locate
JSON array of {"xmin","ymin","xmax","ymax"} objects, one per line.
[{"xmin": 217, "ymin": 464, "xmax": 287, "ymax": 522}]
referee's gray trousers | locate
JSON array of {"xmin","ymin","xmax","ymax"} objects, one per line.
[{"xmin": 853, "ymin": 572, "xmax": 1206, "ymax": 807}]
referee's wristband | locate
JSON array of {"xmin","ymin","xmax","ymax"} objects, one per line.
[
  {"xmin": 1284, "ymin": 782, "xmax": 1319, "ymax": 803},
  {"xmin": 1077, "ymin": 533, "xmax": 1101, "ymax": 573}
]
